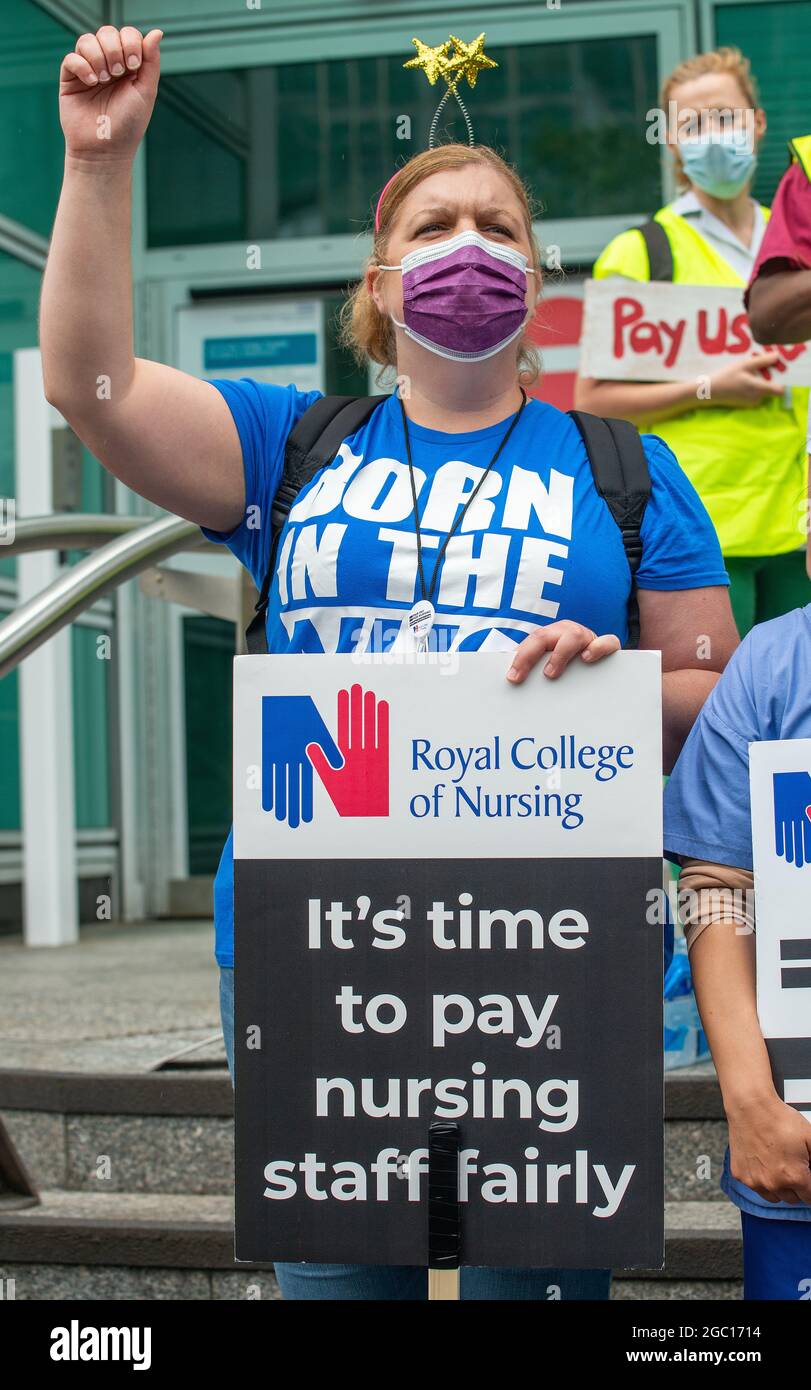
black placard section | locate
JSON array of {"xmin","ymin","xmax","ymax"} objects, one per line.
[
  {"xmin": 235, "ymin": 856, "xmax": 664, "ymax": 1269},
  {"xmin": 766, "ymin": 1036, "xmax": 811, "ymax": 1111}
]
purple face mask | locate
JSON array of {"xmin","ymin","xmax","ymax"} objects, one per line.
[{"xmin": 379, "ymin": 230, "xmax": 533, "ymax": 361}]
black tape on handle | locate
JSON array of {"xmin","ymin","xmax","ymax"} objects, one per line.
[{"xmin": 428, "ymin": 1120, "xmax": 461, "ymax": 1270}]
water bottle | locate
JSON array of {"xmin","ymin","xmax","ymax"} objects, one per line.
[{"xmin": 664, "ymin": 935, "xmax": 710, "ymax": 1071}]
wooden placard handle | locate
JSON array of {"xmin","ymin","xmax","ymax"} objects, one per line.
[{"xmin": 429, "ymin": 1268, "xmax": 460, "ymax": 1300}]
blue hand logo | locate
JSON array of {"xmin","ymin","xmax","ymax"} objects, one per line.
[
  {"xmin": 261, "ymin": 696, "xmax": 342, "ymax": 829},
  {"xmin": 773, "ymin": 771, "xmax": 811, "ymax": 868}
]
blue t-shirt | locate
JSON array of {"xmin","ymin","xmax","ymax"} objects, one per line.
[
  {"xmin": 204, "ymin": 379, "xmax": 728, "ymax": 967},
  {"xmin": 664, "ymin": 603, "xmax": 811, "ymax": 1221}
]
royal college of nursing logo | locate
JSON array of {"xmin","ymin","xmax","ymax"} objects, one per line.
[
  {"xmin": 261, "ymin": 684, "xmax": 390, "ymax": 828},
  {"xmin": 772, "ymin": 771, "xmax": 811, "ymax": 869}
]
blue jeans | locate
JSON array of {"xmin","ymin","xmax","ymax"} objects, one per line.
[{"xmin": 219, "ymin": 966, "xmax": 611, "ymax": 1300}]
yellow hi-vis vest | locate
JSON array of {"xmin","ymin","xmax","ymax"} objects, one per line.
[
  {"xmin": 788, "ymin": 134, "xmax": 811, "ymax": 180},
  {"xmin": 593, "ymin": 204, "xmax": 808, "ymax": 557}
]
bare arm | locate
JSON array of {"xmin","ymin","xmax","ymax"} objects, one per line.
[
  {"xmin": 573, "ymin": 376, "xmax": 705, "ymax": 427},
  {"xmin": 748, "ymin": 266, "xmax": 811, "ymax": 344},
  {"xmin": 575, "ymin": 352, "xmax": 785, "ymax": 429},
  {"xmin": 684, "ymin": 868, "xmax": 811, "ymax": 1206},
  {"xmin": 638, "ymin": 586, "xmax": 739, "ymax": 772},
  {"xmin": 40, "ymin": 25, "xmax": 244, "ymax": 532}
]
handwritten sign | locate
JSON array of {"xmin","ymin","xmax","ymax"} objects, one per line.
[{"xmin": 580, "ymin": 279, "xmax": 811, "ymax": 386}]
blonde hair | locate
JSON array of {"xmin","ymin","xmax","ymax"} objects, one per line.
[
  {"xmin": 661, "ymin": 45, "xmax": 759, "ymax": 111},
  {"xmin": 338, "ymin": 144, "xmax": 543, "ymax": 386},
  {"xmin": 662, "ymin": 47, "xmax": 761, "ymax": 189}
]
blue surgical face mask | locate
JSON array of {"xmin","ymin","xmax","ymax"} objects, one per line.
[{"xmin": 680, "ymin": 128, "xmax": 757, "ymax": 199}]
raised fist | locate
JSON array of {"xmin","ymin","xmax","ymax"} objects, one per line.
[{"xmin": 59, "ymin": 26, "xmax": 163, "ymax": 161}]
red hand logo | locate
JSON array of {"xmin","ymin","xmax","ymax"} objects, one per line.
[{"xmin": 307, "ymin": 684, "xmax": 389, "ymax": 816}]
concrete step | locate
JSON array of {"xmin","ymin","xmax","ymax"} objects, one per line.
[
  {"xmin": 613, "ymin": 1280, "xmax": 743, "ymax": 1300},
  {"xmin": 0, "ymin": 1191, "xmax": 741, "ymax": 1299},
  {"xmin": 0, "ymin": 1191, "xmax": 279, "ymax": 1300},
  {"xmin": 0, "ymin": 1066, "xmax": 730, "ymax": 1201}
]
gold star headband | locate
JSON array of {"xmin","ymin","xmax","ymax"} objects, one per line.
[
  {"xmin": 374, "ymin": 33, "xmax": 498, "ymax": 230},
  {"xmin": 405, "ymin": 32, "xmax": 497, "ymax": 146}
]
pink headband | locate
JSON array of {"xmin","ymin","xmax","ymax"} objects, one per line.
[{"xmin": 374, "ymin": 171, "xmax": 401, "ymax": 232}]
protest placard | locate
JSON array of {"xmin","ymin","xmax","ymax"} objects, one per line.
[
  {"xmin": 233, "ymin": 651, "xmax": 664, "ymax": 1268},
  {"xmin": 580, "ymin": 279, "xmax": 811, "ymax": 386},
  {"xmin": 750, "ymin": 740, "xmax": 811, "ymax": 1121}
]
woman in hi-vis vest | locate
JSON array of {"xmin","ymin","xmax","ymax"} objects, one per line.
[{"xmin": 577, "ymin": 47, "xmax": 810, "ymax": 638}]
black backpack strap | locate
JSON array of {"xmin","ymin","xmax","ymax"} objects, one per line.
[
  {"xmin": 246, "ymin": 394, "xmax": 383, "ymax": 654},
  {"xmin": 567, "ymin": 411, "xmax": 652, "ymax": 649},
  {"xmin": 638, "ymin": 218, "xmax": 674, "ymax": 282}
]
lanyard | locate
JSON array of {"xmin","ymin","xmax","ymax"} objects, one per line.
[{"xmin": 398, "ymin": 387, "xmax": 528, "ymax": 648}]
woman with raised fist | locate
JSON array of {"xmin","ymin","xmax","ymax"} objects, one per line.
[{"xmin": 41, "ymin": 25, "xmax": 738, "ymax": 1301}]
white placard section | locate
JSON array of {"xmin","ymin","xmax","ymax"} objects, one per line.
[
  {"xmin": 580, "ymin": 279, "xmax": 811, "ymax": 385},
  {"xmin": 233, "ymin": 650, "xmax": 662, "ymax": 861},
  {"xmin": 750, "ymin": 739, "xmax": 811, "ymax": 1119}
]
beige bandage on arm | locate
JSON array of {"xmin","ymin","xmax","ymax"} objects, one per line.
[{"xmin": 675, "ymin": 858, "xmax": 755, "ymax": 953}]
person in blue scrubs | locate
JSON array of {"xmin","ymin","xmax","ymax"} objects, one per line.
[{"xmin": 665, "ymin": 602, "xmax": 811, "ymax": 1299}]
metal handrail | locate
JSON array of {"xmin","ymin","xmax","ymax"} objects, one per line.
[
  {"xmin": 5, "ymin": 512, "xmax": 211, "ymax": 555},
  {"xmin": 0, "ymin": 515, "xmax": 209, "ymax": 679}
]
